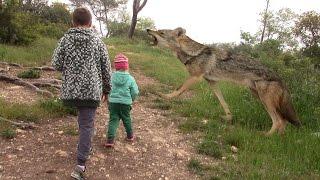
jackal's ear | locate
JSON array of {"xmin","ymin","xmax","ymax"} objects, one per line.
[{"xmin": 175, "ymin": 27, "xmax": 186, "ymax": 36}]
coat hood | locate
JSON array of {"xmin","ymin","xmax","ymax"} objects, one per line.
[
  {"xmin": 65, "ymin": 27, "xmax": 95, "ymax": 44},
  {"xmin": 112, "ymin": 71, "xmax": 130, "ymax": 86}
]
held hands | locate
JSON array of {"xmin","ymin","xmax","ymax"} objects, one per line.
[{"xmin": 101, "ymin": 93, "xmax": 108, "ymax": 103}]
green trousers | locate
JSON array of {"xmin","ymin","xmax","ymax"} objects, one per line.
[{"xmin": 107, "ymin": 103, "xmax": 133, "ymax": 140}]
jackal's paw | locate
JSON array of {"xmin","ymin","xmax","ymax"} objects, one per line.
[{"xmin": 221, "ymin": 114, "xmax": 233, "ymax": 122}]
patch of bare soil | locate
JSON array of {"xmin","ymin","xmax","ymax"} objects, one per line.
[{"xmin": 0, "ymin": 68, "xmax": 215, "ymax": 180}]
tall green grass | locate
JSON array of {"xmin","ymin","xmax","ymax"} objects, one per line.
[
  {"xmin": 0, "ymin": 37, "xmax": 57, "ymax": 66},
  {"xmin": 0, "ymin": 98, "xmax": 76, "ymax": 138},
  {"xmin": 105, "ymin": 37, "xmax": 320, "ymax": 179}
]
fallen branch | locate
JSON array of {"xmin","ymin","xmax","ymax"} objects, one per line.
[
  {"xmin": 0, "ymin": 117, "xmax": 38, "ymax": 129},
  {"xmin": 0, "ymin": 61, "xmax": 23, "ymax": 68},
  {"xmin": 35, "ymin": 78, "xmax": 62, "ymax": 84},
  {"xmin": 0, "ymin": 73, "xmax": 54, "ymax": 98},
  {"xmin": 32, "ymin": 66, "xmax": 56, "ymax": 71},
  {"xmin": 32, "ymin": 82, "xmax": 61, "ymax": 89}
]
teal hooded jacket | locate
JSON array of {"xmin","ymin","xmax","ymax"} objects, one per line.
[{"xmin": 108, "ymin": 71, "xmax": 139, "ymax": 105}]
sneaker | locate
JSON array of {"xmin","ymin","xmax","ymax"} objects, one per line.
[
  {"xmin": 126, "ymin": 134, "xmax": 134, "ymax": 142},
  {"xmin": 71, "ymin": 165, "xmax": 85, "ymax": 180},
  {"xmin": 104, "ymin": 139, "xmax": 114, "ymax": 148}
]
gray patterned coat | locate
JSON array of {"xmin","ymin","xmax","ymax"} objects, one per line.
[{"xmin": 52, "ymin": 27, "xmax": 112, "ymax": 107}]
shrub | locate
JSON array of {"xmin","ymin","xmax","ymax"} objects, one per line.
[
  {"xmin": 17, "ymin": 69, "xmax": 41, "ymax": 79},
  {"xmin": 1, "ymin": 129, "xmax": 16, "ymax": 139},
  {"xmin": 0, "ymin": 11, "xmax": 39, "ymax": 45}
]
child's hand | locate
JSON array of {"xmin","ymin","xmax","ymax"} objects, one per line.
[{"xmin": 101, "ymin": 94, "xmax": 108, "ymax": 103}]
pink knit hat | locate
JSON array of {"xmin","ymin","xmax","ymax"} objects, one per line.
[{"xmin": 114, "ymin": 53, "xmax": 129, "ymax": 70}]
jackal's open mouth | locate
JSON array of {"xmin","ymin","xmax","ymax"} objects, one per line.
[{"xmin": 148, "ymin": 34, "xmax": 158, "ymax": 46}]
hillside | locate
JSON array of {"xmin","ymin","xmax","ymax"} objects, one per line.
[{"xmin": 0, "ymin": 37, "xmax": 320, "ymax": 179}]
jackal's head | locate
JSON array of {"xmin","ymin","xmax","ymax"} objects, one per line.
[{"xmin": 146, "ymin": 27, "xmax": 186, "ymax": 49}]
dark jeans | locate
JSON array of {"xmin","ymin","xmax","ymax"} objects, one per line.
[
  {"xmin": 107, "ymin": 103, "xmax": 133, "ymax": 140},
  {"xmin": 77, "ymin": 107, "xmax": 97, "ymax": 166}
]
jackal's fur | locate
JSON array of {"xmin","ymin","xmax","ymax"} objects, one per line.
[{"xmin": 147, "ymin": 27, "xmax": 301, "ymax": 135}]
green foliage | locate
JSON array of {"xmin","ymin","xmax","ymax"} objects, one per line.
[
  {"xmin": 0, "ymin": 98, "xmax": 76, "ymax": 123},
  {"xmin": 108, "ymin": 16, "xmax": 155, "ymax": 41},
  {"xmin": 294, "ymin": 11, "xmax": 320, "ymax": 48},
  {"xmin": 39, "ymin": 99, "xmax": 77, "ymax": 117},
  {"xmin": 0, "ymin": 37, "xmax": 57, "ymax": 66},
  {"xmin": 62, "ymin": 126, "xmax": 79, "ymax": 136},
  {"xmin": 0, "ymin": 129, "xmax": 16, "ymax": 139},
  {"xmin": 255, "ymin": 39, "xmax": 283, "ymax": 58},
  {"xmin": 187, "ymin": 159, "xmax": 205, "ymax": 175},
  {"xmin": 0, "ymin": 11, "xmax": 39, "ymax": 45},
  {"xmin": 39, "ymin": 3, "xmax": 71, "ymax": 25},
  {"xmin": 35, "ymin": 23, "xmax": 69, "ymax": 39},
  {"xmin": 17, "ymin": 69, "xmax": 41, "ymax": 79},
  {"xmin": 197, "ymin": 140, "xmax": 222, "ymax": 159},
  {"xmin": 0, "ymin": 2, "xmax": 71, "ymax": 45}
]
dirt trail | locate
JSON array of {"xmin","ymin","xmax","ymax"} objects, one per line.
[{"xmin": 0, "ymin": 68, "xmax": 207, "ymax": 180}]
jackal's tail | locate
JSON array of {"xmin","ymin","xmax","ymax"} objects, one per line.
[{"xmin": 278, "ymin": 87, "xmax": 301, "ymax": 127}]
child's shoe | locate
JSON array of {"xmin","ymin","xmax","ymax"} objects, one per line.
[
  {"xmin": 71, "ymin": 165, "xmax": 85, "ymax": 180},
  {"xmin": 104, "ymin": 139, "xmax": 114, "ymax": 148},
  {"xmin": 126, "ymin": 134, "xmax": 134, "ymax": 142}
]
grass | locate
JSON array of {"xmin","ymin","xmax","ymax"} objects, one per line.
[
  {"xmin": 0, "ymin": 37, "xmax": 57, "ymax": 66},
  {"xmin": 0, "ymin": 98, "xmax": 76, "ymax": 137},
  {"xmin": 104, "ymin": 37, "xmax": 320, "ymax": 179},
  {"xmin": 0, "ymin": 129, "xmax": 16, "ymax": 139},
  {"xmin": 17, "ymin": 69, "xmax": 41, "ymax": 78}
]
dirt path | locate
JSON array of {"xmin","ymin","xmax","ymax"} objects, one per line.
[{"xmin": 0, "ymin": 69, "xmax": 205, "ymax": 179}]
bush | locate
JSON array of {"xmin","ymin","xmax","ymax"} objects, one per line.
[
  {"xmin": 35, "ymin": 23, "xmax": 68, "ymax": 39},
  {"xmin": 1, "ymin": 129, "xmax": 16, "ymax": 139},
  {"xmin": 0, "ymin": 11, "xmax": 39, "ymax": 45},
  {"xmin": 17, "ymin": 69, "xmax": 41, "ymax": 79}
]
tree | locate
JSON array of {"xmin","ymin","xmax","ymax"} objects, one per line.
[
  {"xmin": 294, "ymin": 11, "xmax": 320, "ymax": 48},
  {"xmin": 294, "ymin": 11, "xmax": 320, "ymax": 59},
  {"xmin": 128, "ymin": 0, "xmax": 147, "ymax": 38},
  {"xmin": 260, "ymin": 0, "xmax": 270, "ymax": 43}
]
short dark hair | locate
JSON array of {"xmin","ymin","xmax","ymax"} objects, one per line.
[{"xmin": 72, "ymin": 7, "xmax": 92, "ymax": 26}]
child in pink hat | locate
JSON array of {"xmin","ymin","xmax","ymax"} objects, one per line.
[{"xmin": 104, "ymin": 53, "xmax": 139, "ymax": 147}]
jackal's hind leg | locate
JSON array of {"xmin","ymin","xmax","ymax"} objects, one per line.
[
  {"xmin": 161, "ymin": 75, "xmax": 202, "ymax": 99},
  {"xmin": 208, "ymin": 82, "xmax": 232, "ymax": 122},
  {"xmin": 255, "ymin": 81, "xmax": 285, "ymax": 136}
]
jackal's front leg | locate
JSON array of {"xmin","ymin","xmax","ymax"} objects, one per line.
[
  {"xmin": 161, "ymin": 75, "xmax": 203, "ymax": 99},
  {"xmin": 208, "ymin": 82, "xmax": 232, "ymax": 122}
]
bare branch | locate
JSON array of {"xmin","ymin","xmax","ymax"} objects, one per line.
[
  {"xmin": 0, "ymin": 73, "xmax": 54, "ymax": 98},
  {"xmin": 0, "ymin": 117, "xmax": 38, "ymax": 129}
]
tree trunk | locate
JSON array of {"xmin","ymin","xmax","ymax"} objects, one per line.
[
  {"xmin": 260, "ymin": 0, "xmax": 270, "ymax": 43},
  {"xmin": 128, "ymin": 0, "xmax": 148, "ymax": 39},
  {"xmin": 128, "ymin": 12, "xmax": 138, "ymax": 38}
]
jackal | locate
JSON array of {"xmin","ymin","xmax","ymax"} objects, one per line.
[{"xmin": 147, "ymin": 27, "xmax": 301, "ymax": 135}]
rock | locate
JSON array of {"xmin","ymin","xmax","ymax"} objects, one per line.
[
  {"xmin": 91, "ymin": 157, "xmax": 99, "ymax": 162},
  {"xmin": 126, "ymin": 145, "xmax": 137, "ymax": 153},
  {"xmin": 96, "ymin": 153, "xmax": 106, "ymax": 160},
  {"xmin": 58, "ymin": 131, "xmax": 64, "ymax": 135},
  {"xmin": 231, "ymin": 146, "xmax": 238, "ymax": 153},
  {"xmin": 7, "ymin": 154, "xmax": 17, "ymax": 159},
  {"xmin": 222, "ymin": 156, "xmax": 227, "ymax": 160},
  {"xmin": 55, "ymin": 150, "xmax": 68, "ymax": 157},
  {"xmin": 0, "ymin": 165, "xmax": 3, "ymax": 172},
  {"xmin": 202, "ymin": 119, "xmax": 208, "ymax": 124},
  {"xmin": 17, "ymin": 146, "xmax": 23, "ymax": 151},
  {"xmin": 142, "ymin": 147, "xmax": 147, "ymax": 153},
  {"xmin": 16, "ymin": 129, "xmax": 26, "ymax": 134}
]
